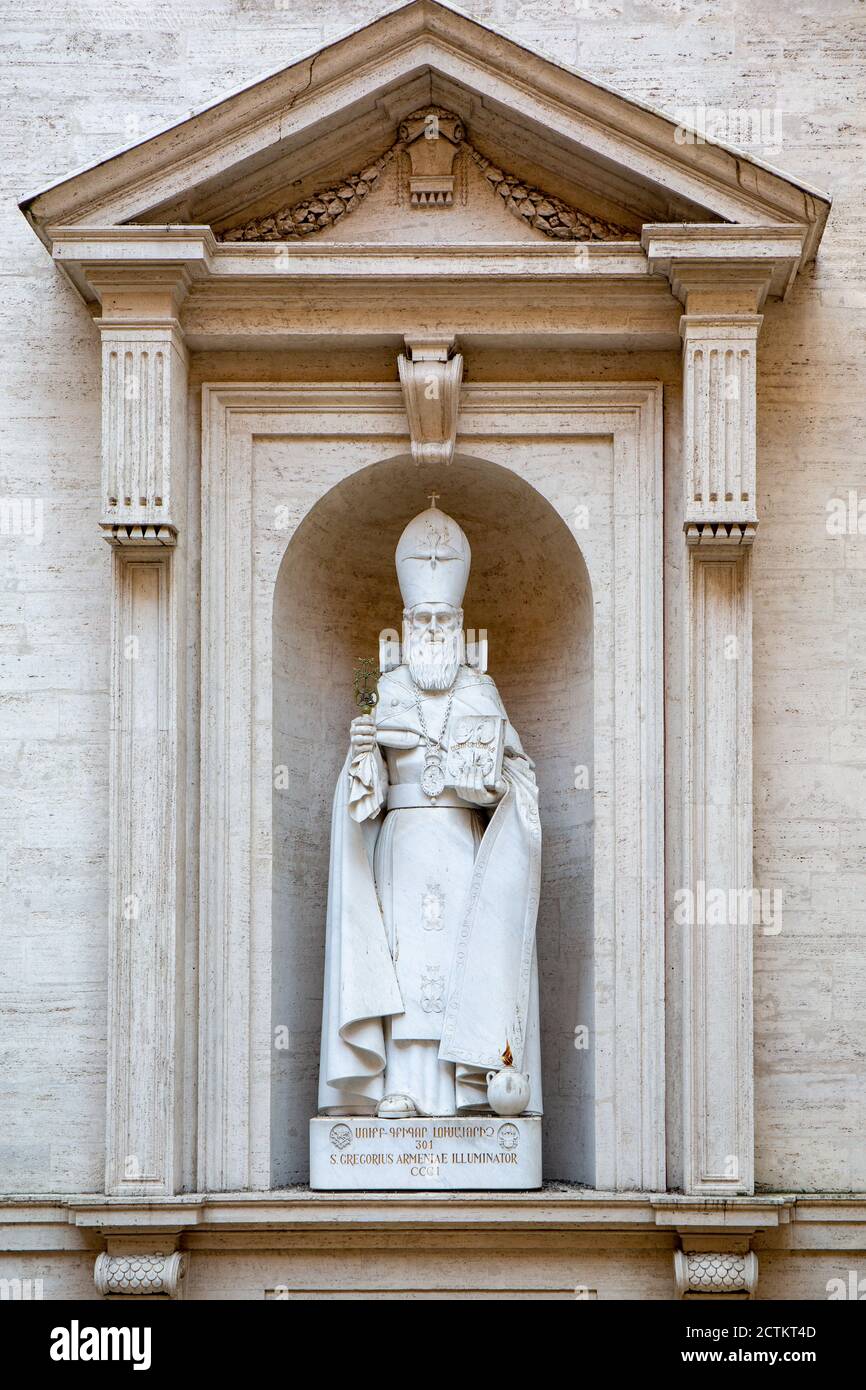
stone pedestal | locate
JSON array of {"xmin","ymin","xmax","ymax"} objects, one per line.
[{"xmin": 310, "ymin": 1116, "xmax": 542, "ymax": 1190}]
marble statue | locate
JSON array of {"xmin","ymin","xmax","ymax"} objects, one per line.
[{"xmin": 318, "ymin": 504, "xmax": 542, "ymax": 1119}]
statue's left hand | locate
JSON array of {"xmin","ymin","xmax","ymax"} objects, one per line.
[{"xmin": 454, "ymin": 767, "xmax": 506, "ymax": 806}]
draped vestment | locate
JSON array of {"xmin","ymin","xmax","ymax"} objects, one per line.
[{"xmin": 317, "ymin": 665, "xmax": 542, "ymax": 1116}]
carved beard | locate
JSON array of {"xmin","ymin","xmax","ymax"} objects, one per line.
[{"xmin": 406, "ymin": 629, "xmax": 462, "ymax": 691}]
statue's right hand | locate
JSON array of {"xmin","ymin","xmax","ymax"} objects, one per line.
[{"xmin": 350, "ymin": 714, "xmax": 377, "ymax": 756}]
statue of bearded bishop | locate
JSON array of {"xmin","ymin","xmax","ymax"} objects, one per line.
[{"xmin": 318, "ymin": 505, "xmax": 542, "ymax": 1119}]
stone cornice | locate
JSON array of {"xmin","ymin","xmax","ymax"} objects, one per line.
[
  {"xmin": 48, "ymin": 227, "xmax": 680, "ymax": 345},
  {"xmin": 50, "ymin": 224, "xmax": 808, "ymax": 299},
  {"xmin": 642, "ymin": 223, "xmax": 808, "ymax": 307},
  {"xmin": 9, "ymin": 1191, "xmax": 866, "ymax": 1241},
  {"xmin": 52, "ymin": 226, "xmax": 216, "ymax": 304},
  {"xmin": 47, "ymin": 225, "xmax": 806, "ymax": 350}
]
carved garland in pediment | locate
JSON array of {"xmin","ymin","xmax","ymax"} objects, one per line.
[
  {"xmin": 466, "ymin": 149, "xmax": 630, "ymax": 242},
  {"xmin": 220, "ymin": 146, "xmax": 401, "ymax": 243},
  {"xmin": 217, "ymin": 110, "xmax": 633, "ymax": 244}
]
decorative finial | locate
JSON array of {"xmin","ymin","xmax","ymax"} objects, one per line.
[{"xmin": 428, "ymin": 490, "xmax": 440, "ymax": 509}]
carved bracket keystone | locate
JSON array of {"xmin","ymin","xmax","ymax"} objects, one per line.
[{"xmin": 398, "ymin": 338, "xmax": 463, "ymax": 466}]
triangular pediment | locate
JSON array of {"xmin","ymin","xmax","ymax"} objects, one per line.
[{"xmin": 20, "ymin": 0, "xmax": 830, "ymax": 260}]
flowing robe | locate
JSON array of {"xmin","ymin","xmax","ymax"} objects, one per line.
[{"xmin": 317, "ymin": 664, "xmax": 542, "ymax": 1116}]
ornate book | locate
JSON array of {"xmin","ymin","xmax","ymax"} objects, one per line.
[{"xmin": 445, "ymin": 714, "xmax": 506, "ymax": 790}]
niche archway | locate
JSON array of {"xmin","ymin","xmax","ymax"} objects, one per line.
[{"xmin": 271, "ymin": 454, "xmax": 593, "ymax": 1184}]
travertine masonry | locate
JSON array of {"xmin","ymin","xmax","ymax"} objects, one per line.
[{"xmin": 1, "ymin": 0, "xmax": 864, "ymax": 1303}]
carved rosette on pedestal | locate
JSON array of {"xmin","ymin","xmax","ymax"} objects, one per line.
[{"xmin": 95, "ymin": 1252, "xmax": 187, "ymax": 1299}]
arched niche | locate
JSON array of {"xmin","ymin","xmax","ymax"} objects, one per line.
[{"xmin": 272, "ymin": 454, "xmax": 594, "ymax": 1184}]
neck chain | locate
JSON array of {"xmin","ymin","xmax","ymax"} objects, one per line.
[{"xmin": 412, "ymin": 679, "xmax": 456, "ymax": 803}]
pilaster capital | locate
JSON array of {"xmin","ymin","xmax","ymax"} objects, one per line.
[
  {"xmin": 675, "ymin": 306, "xmax": 767, "ymax": 540},
  {"xmin": 680, "ymin": 312, "xmax": 763, "ymax": 341},
  {"xmin": 81, "ymin": 253, "xmax": 201, "ymax": 335},
  {"xmin": 51, "ymin": 225, "xmax": 214, "ymax": 312},
  {"xmin": 96, "ymin": 289, "xmax": 189, "ymax": 546}
]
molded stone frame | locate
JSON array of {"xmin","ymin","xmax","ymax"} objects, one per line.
[
  {"xmin": 199, "ymin": 382, "xmax": 664, "ymax": 1193},
  {"xmin": 85, "ymin": 226, "xmax": 811, "ymax": 1207}
]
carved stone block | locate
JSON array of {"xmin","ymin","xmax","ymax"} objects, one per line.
[
  {"xmin": 674, "ymin": 1249, "xmax": 758, "ymax": 1299},
  {"xmin": 398, "ymin": 108, "xmax": 465, "ymax": 206},
  {"xmin": 94, "ymin": 1252, "xmax": 187, "ymax": 1299},
  {"xmin": 99, "ymin": 326, "xmax": 188, "ymax": 545},
  {"xmin": 398, "ymin": 338, "xmax": 463, "ymax": 466},
  {"xmin": 682, "ymin": 314, "xmax": 762, "ymax": 538},
  {"xmin": 310, "ymin": 1116, "xmax": 541, "ymax": 1190}
]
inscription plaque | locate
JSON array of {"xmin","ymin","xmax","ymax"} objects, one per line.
[{"xmin": 309, "ymin": 1116, "xmax": 542, "ymax": 1190}]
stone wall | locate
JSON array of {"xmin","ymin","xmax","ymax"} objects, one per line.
[{"xmin": 1, "ymin": 0, "xmax": 864, "ymax": 1196}]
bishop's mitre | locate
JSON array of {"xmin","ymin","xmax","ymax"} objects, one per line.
[{"xmin": 395, "ymin": 506, "xmax": 471, "ymax": 608}]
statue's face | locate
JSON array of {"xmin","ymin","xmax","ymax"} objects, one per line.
[
  {"xmin": 405, "ymin": 602, "xmax": 463, "ymax": 691},
  {"xmin": 408, "ymin": 602, "xmax": 462, "ymax": 638}
]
